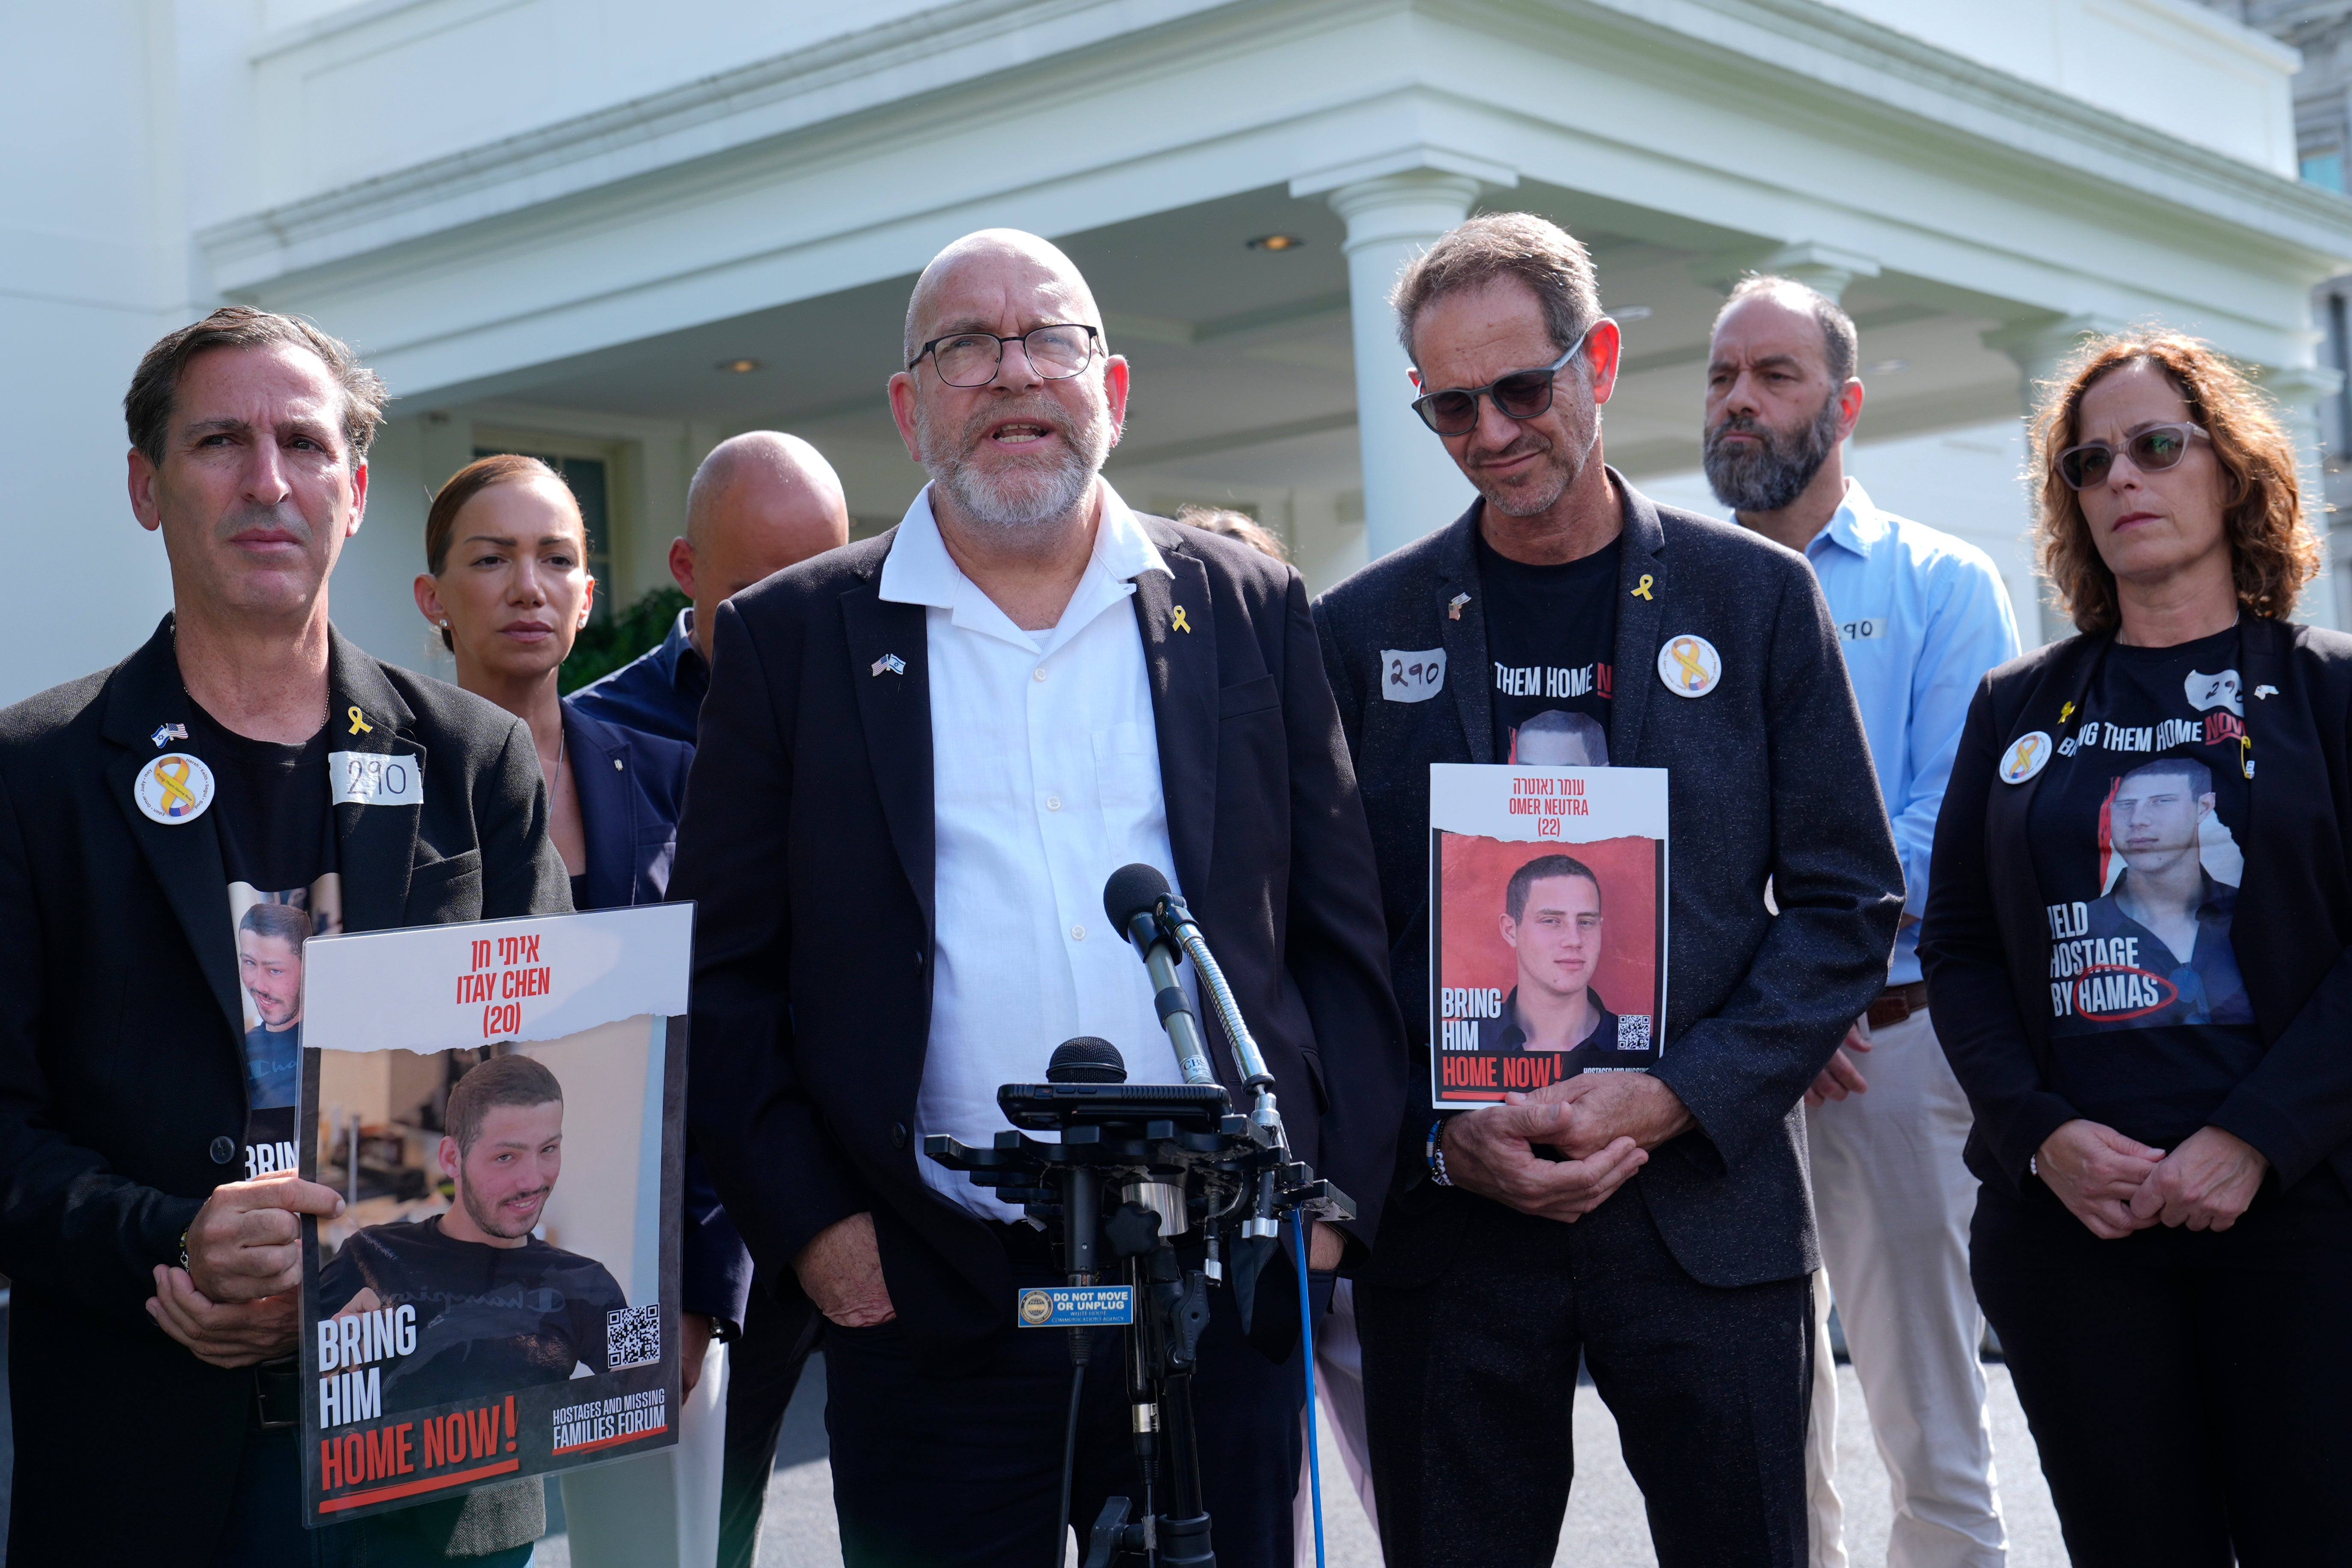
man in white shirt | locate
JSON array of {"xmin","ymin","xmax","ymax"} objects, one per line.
[{"xmin": 672, "ymin": 228, "xmax": 1406, "ymax": 1568}]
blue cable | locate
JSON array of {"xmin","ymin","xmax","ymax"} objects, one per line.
[{"xmin": 1294, "ymin": 1220, "xmax": 1327, "ymax": 1568}]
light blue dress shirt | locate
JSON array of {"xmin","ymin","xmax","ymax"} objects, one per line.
[{"xmin": 1803, "ymin": 481, "xmax": 2021, "ymax": 985}]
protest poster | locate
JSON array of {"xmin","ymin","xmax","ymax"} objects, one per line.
[
  {"xmin": 294, "ymin": 903, "xmax": 692, "ymax": 1526},
  {"xmin": 1428, "ymin": 763, "xmax": 1668, "ymax": 1107}
]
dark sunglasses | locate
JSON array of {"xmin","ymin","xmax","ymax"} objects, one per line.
[
  {"xmin": 2053, "ymin": 421, "xmax": 2208, "ymax": 490},
  {"xmin": 1410, "ymin": 320, "xmax": 1603, "ymax": 437}
]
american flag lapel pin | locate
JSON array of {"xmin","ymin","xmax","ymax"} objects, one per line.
[{"xmin": 871, "ymin": 654, "xmax": 906, "ymax": 677}]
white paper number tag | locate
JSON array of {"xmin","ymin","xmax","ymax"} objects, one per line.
[
  {"xmin": 330, "ymin": 751, "xmax": 422, "ymax": 806},
  {"xmin": 1381, "ymin": 648, "xmax": 1447, "ymax": 703}
]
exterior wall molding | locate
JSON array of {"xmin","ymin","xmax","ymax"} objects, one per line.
[{"xmin": 201, "ymin": 0, "xmax": 2352, "ymax": 301}]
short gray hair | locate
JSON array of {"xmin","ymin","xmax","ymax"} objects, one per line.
[
  {"xmin": 1392, "ymin": 213, "xmax": 1602, "ymax": 366},
  {"xmin": 1719, "ymin": 275, "xmax": 1858, "ymax": 386}
]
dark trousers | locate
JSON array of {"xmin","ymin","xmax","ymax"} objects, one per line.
[
  {"xmin": 823, "ymin": 1266, "xmax": 1304, "ymax": 1568},
  {"xmin": 1357, "ymin": 1181, "xmax": 1811, "ymax": 1568},
  {"xmin": 717, "ymin": 1279, "xmax": 824, "ymax": 1568},
  {"xmin": 1972, "ymin": 1171, "xmax": 2352, "ymax": 1568}
]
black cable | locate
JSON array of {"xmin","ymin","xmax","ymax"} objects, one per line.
[{"xmin": 1056, "ymin": 1360, "xmax": 1086, "ymax": 1568}]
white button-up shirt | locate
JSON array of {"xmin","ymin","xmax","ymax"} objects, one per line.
[{"xmin": 881, "ymin": 481, "xmax": 1189, "ymax": 1220}]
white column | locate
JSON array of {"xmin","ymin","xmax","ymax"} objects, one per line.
[
  {"xmin": 2257, "ymin": 361, "xmax": 2346, "ymax": 627},
  {"xmin": 1983, "ymin": 315, "xmax": 2119, "ymax": 645},
  {"xmin": 1323, "ymin": 171, "xmax": 1485, "ymax": 564}
]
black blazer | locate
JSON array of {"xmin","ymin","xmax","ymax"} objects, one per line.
[
  {"xmin": 671, "ymin": 517, "xmax": 1407, "ymax": 1361},
  {"xmin": 0, "ymin": 617, "xmax": 569, "ymax": 1565},
  {"xmin": 563, "ymin": 700, "xmax": 691, "ymax": 911},
  {"xmin": 1313, "ymin": 477, "xmax": 1903, "ymax": 1290},
  {"xmin": 1921, "ymin": 615, "xmax": 2352, "ymax": 1200}
]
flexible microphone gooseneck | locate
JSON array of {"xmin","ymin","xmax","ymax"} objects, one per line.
[
  {"xmin": 1103, "ymin": 866, "xmax": 1218, "ymax": 1089},
  {"xmin": 1104, "ymin": 864, "xmax": 1294, "ymax": 1267}
]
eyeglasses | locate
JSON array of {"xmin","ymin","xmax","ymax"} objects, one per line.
[
  {"xmin": 1410, "ymin": 320, "xmax": 1603, "ymax": 437},
  {"xmin": 908, "ymin": 323, "xmax": 1102, "ymax": 388},
  {"xmin": 2053, "ymin": 421, "xmax": 2209, "ymax": 490}
]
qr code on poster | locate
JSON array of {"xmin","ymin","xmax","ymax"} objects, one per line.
[
  {"xmin": 1616, "ymin": 1015, "xmax": 1652, "ymax": 1051},
  {"xmin": 607, "ymin": 1304, "xmax": 661, "ymax": 1371}
]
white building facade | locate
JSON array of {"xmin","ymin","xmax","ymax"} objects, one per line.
[{"xmin": 9, "ymin": 0, "xmax": 2352, "ymax": 702}]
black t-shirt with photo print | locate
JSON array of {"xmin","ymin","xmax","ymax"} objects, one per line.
[
  {"xmin": 2029, "ymin": 626, "xmax": 2260, "ymax": 1151},
  {"xmin": 185, "ymin": 701, "xmax": 341, "ymax": 1179},
  {"xmin": 1476, "ymin": 531, "xmax": 1617, "ymax": 766},
  {"xmin": 318, "ymin": 1218, "xmax": 628, "ymax": 1411}
]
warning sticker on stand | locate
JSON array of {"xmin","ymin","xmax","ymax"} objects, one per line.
[{"xmin": 1016, "ymin": 1286, "xmax": 1135, "ymax": 1327}]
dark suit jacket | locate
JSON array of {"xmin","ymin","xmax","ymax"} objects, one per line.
[
  {"xmin": 561, "ymin": 698, "xmax": 755, "ymax": 1332},
  {"xmin": 671, "ymin": 516, "xmax": 1407, "ymax": 1361},
  {"xmin": 563, "ymin": 700, "xmax": 691, "ymax": 911},
  {"xmin": 1313, "ymin": 477, "xmax": 1903, "ymax": 1290},
  {"xmin": 1922, "ymin": 615, "xmax": 2352, "ymax": 1199},
  {"xmin": 0, "ymin": 617, "xmax": 569, "ymax": 1565}
]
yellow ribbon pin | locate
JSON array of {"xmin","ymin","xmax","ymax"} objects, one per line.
[
  {"xmin": 1172, "ymin": 606, "xmax": 1192, "ymax": 634},
  {"xmin": 1632, "ymin": 574, "xmax": 1655, "ymax": 601},
  {"xmin": 347, "ymin": 706, "xmax": 373, "ymax": 736},
  {"xmin": 2059, "ymin": 700, "xmax": 2076, "ymax": 725},
  {"xmin": 154, "ymin": 757, "xmax": 198, "ymax": 817}
]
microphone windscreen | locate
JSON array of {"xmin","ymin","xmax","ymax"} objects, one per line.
[
  {"xmin": 1103, "ymin": 863, "xmax": 1172, "ymax": 934},
  {"xmin": 1047, "ymin": 1036, "xmax": 1128, "ymax": 1084}
]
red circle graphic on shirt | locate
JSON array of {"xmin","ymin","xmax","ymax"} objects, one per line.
[{"xmin": 2069, "ymin": 963, "xmax": 2181, "ymax": 1023}]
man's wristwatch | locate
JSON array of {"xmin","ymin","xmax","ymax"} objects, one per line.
[{"xmin": 1426, "ymin": 1118, "xmax": 1455, "ymax": 1187}]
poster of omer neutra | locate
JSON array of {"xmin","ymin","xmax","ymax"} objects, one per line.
[
  {"xmin": 1429, "ymin": 763, "xmax": 1669, "ymax": 1107},
  {"xmin": 293, "ymin": 903, "xmax": 691, "ymax": 1527}
]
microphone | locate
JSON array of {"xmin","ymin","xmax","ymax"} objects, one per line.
[
  {"xmin": 1047, "ymin": 1036, "xmax": 1127, "ymax": 1084},
  {"xmin": 1102, "ymin": 864, "xmax": 1274, "ymax": 1094},
  {"xmin": 1101, "ymin": 865, "xmax": 1218, "ymax": 1089},
  {"xmin": 1103, "ymin": 862, "xmax": 1173, "ymax": 950}
]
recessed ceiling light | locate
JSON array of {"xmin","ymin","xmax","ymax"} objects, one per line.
[
  {"xmin": 717, "ymin": 357, "xmax": 764, "ymax": 374},
  {"xmin": 1247, "ymin": 234, "xmax": 1306, "ymax": 252},
  {"xmin": 1867, "ymin": 358, "xmax": 1909, "ymax": 374}
]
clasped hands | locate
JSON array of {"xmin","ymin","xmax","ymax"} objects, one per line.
[
  {"xmin": 2035, "ymin": 1119, "xmax": 2267, "ymax": 1240},
  {"xmin": 147, "ymin": 1170, "xmax": 345, "ymax": 1369},
  {"xmin": 1440, "ymin": 1071, "xmax": 1694, "ymax": 1223}
]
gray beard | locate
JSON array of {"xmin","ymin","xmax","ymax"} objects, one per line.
[
  {"xmin": 918, "ymin": 394, "xmax": 1110, "ymax": 534},
  {"xmin": 1703, "ymin": 394, "xmax": 1842, "ymax": 515}
]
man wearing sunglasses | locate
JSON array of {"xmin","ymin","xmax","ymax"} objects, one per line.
[
  {"xmin": 1707, "ymin": 276, "xmax": 2019, "ymax": 1568},
  {"xmin": 672, "ymin": 227, "xmax": 1405, "ymax": 1567},
  {"xmin": 1314, "ymin": 213, "xmax": 1902, "ymax": 1568}
]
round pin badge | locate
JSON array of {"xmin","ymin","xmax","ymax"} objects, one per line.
[
  {"xmin": 1656, "ymin": 634, "xmax": 1723, "ymax": 699},
  {"xmin": 1999, "ymin": 731, "xmax": 2053, "ymax": 785},
  {"xmin": 134, "ymin": 751, "xmax": 216, "ymax": 825}
]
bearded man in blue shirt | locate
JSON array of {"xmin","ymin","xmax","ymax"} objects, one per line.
[{"xmin": 1708, "ymin": 275, "xmax": 2022, "ymax": 1568}]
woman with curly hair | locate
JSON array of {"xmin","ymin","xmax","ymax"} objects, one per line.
[{"xmin": 1920, "ymin": 329, "xmax": 2349, "ymax": 1565}]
